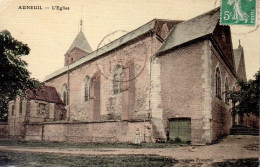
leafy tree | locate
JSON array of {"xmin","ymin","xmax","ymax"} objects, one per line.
[
  {"xmin": 228, "ymin": 70, "xmax": 259, "ymax": 117},
  {"xmin": 0, "ymin": 30, "xmax": 41, "ymax": 121}
]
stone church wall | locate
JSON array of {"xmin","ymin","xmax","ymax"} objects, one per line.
[
  {"xmin": 210, "ymin": 44, "xmax": 236, "ymax": 141},
  {"xmin": 159, "ymin": 41, "xmax": 206, "ymax": 144},
  {"xmin": 46, "ymin": 34, "xmax": 162, "ymax": 123}
]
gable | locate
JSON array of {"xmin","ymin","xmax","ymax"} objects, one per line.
[
  {"xmin": 212, "ymin": 23, "xmax": 235, "ymax": 70},
  {"xmin": 156, "ymin": 7, "xmax": 220, "ymax": 55}
]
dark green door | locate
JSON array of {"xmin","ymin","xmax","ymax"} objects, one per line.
[{"xmin": 169, "ymin": 118, "xmax": 191, "ymax": 142}]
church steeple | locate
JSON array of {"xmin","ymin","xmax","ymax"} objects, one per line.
[{"xmin": 64, "ymin": 19, "xmax": 92, "ymax": 66}]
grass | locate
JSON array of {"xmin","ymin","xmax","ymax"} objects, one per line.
[
  {"xmin": 213, "ymin": 158, "xmax": 259, "ymax": 167},
  {"xmin": 0, "ymin": 151, "xmax": 176, "ymax": 167},
  {"xmin": 0, "ymin": 140, "xmax": 187, "ymax": 149}
]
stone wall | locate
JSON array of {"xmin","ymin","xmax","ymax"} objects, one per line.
[
  {"xmin": 25, "ymin": 121, "xmax": 152, "ymax": 143},
  {"xmin": 8, "ymin": 98, "xmax": 27, "ymax": 139},
  {"xmin": 0, "ymin": 122, "xmax": 8, "ymax": 139},
  {"xmin": 45, "ymin": 34, "xmax": 163, "ymax": 123},
  {"xmin": 8, "ymin": 97, "xmax": 60, "ymax": 139},
  {"xmin": 158, "ymin": 41, "xmax": 206, "ymax": 144},
  {"xmin": 210, "ymin": 43, "xmax": 237, "ymax": 141}
]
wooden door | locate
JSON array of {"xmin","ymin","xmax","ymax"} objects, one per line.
[{"xmin": 169, "ymin": 118, "xmax": 191, "ymax": 142}]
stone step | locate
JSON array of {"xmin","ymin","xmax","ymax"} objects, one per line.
[
  {"xmin": 230, "ymin": 132, "xmax": 259, "ymax": 136},
  {"xmin": 229, "ymin": 125, "xmax": 259, "ymax": 136}
]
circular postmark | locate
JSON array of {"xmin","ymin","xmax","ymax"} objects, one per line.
[{"xmin": 95, "ymin": 29, "xmax": 149, "ymax": 83}]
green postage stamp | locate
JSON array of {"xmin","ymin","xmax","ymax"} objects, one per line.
[{"xmin": 221, "ymin": 0, "xmax": 256, "ymax": 26}]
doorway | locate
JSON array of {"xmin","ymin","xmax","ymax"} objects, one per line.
[{"xmin": 169, "ymin": 118, "xmax": 191, "ymax": 143}]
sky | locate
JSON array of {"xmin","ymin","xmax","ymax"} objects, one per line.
[{"xmin": 0, "ymin": 0, "xmax": 259, "ymax": 81}]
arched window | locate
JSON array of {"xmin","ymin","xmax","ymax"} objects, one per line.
[
  {"xmin": 215, "ymin": 67, "xmax": 221, "ymax": 98},
  {"xmin": 19, "ymin": 97, "xmax": 23, "ymax": 114},
  {"xmin": 61, "ymin": 84, "xmax": 68, "ymax": 105},
  {"xmin": 225, "ymin": 78, "xmax": 229, "ymax": 104},
  {"xmin": 11, "ymin": 105, "xmax": 14, "ymax": 116},
  {"xmin": 84, "ymin": 76, "xmax": 90, "ymax": 101},
  {"xmin": 232, "ymin": 86, "xmax": 236, "ymax": 107},
  {"xmin": 112, "ymin": 65, "xmax": 122, "ymax": 95}
]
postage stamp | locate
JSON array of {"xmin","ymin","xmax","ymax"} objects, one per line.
[{"xmin": 220, "ymin": 0, "xmax": 256, "ymax": 26}]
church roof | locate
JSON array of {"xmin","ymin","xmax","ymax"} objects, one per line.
[
  {"xmin": 67, "ymin": 31, "xmax": 92, "ymax": 54},
  {"xmin": 44, "ymin": 19, "xmax": 180, "ymax": 81},
  {"xmin": 233, "ymin": 46, "xmax": 243, "ymax": 71},
  {"xmin": 156, "ymin": 7, "xmax": 220, "ymax": 55},
  {"xmin": 26, "ymin": 86, "xmax": 64, "ymax": 106}
]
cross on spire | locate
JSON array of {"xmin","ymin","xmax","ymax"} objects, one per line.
[
  {"xmin": 238, "ymin": 39, "xmax": 241, "ymax": 48},
  {"xmin": 80, "ymin": 19, "xmax": 83, "ymax": 32},
  {"xmin": 80, "ymin": 6, "xmax": 83, "ymax": 32}
]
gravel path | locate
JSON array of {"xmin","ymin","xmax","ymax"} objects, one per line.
[{"xmin": 0, "ymin": 135, "xmax": 258, "ymax": 163}]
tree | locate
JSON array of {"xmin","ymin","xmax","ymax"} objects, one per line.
[
  {"xmin": 0, "ymin": 30, "xmax": 41, "ymax": 121},
  {"xmin": 228, "ymin": 70, "xmax": 259, "ymax": 117}
]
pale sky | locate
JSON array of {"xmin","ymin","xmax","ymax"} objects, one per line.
[{"xmin": 0, "ymin": 0, "xmax": 259, "ymax": 81}]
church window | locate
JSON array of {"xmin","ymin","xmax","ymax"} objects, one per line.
[
  {"xmin": 225, "ymin": 78, "xmax": 229, "ymax": 104},
  {"xmin": 84, "ymin": 76, "xmax": 90, "ymax": 101},
  {"xmin": 19, "ymin": 98, "xmax": 23, "ymax": 114},
  {"xmin": 112, "ymin": 65, "xmax": 122, "ymax": 95},
  {"xmin": 231, "ymin": 86, "xmax": 236, "ymax": 107},
  {"xmin": 215, "ymin": 67, "xmax": 221, "ymax": 99},
  {"xmin": 11, "ymin": 105, "xmax": 14, "ymax": 116},
  {"xmin": 61, "ymin": 84, "xmax": 68, "ymax": 105},
  {"xmin": 63, "ymin": 91, "xmax": 67, "ymax": 105}
]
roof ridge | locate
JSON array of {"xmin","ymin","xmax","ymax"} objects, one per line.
[
  {"xmin": 156, "ymin": 7, "xmax": 221, "ymax": 55},
  {"xmin": 171, "ymin": 7, "xmax": 220, "ymax": 27}
]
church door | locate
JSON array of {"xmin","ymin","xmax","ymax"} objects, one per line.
[{"xmin": 169, "ymin": 118, "xmax": 191, "ymax": 143}]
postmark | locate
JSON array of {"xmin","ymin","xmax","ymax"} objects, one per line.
[
  {"xmin": 220, "ymin": 0, "xmax": 256, "ymax": 26},
  {"xmin": 95, "ymin": 30, "xmax": 148, "ymax": 83}
]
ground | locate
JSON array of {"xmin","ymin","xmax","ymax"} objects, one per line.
[{"xmin": 0, "ymin": 135, "xmax": 258, "ymax": 166}]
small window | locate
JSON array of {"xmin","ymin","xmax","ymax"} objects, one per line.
[
  {"xmin": 38, "ymin": 103, "xmax": 47, "ymax": 115},
  {"xmin": 11, "ymin": 105, "xmax": 14, "ymax": 116},
  {"xmin": 225, "ymin": 78, "xmax": 229, "ymax": 104},
  {"xmin": 215, "ymin": 67, "xmax": 221, "ymax": 99},
  {"xmin": 19, "ymin": 98, "xmax": 23, "ymax": 114},
  {"xmin": 232, "ymin": 86, "xmax": 236, "ymax": 107}
]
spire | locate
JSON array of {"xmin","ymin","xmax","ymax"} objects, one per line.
[
  {"xmin": 238, "ymin": 39, "xmax": 241, "ymax": 48},
  {"xmin": 67, "ymin": 31, "xmax": 92, "ymax": 54}
]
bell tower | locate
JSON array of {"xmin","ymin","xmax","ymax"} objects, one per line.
[{"xmin": 64, "ymin": 19, "xmax": 92, "ymax": 66}]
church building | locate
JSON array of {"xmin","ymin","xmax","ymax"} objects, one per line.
[{"xmin": 8, "ymin": 7, "xmax": 251, "ymax": 144}]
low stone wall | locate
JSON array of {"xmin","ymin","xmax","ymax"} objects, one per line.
[
  {"xmin": 25, "ymin": 120, "xmax": 152, "ymax": 143},
  {"xmin": 0, "ymin": 122, "xmax": 8, "ymax": 139}
]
